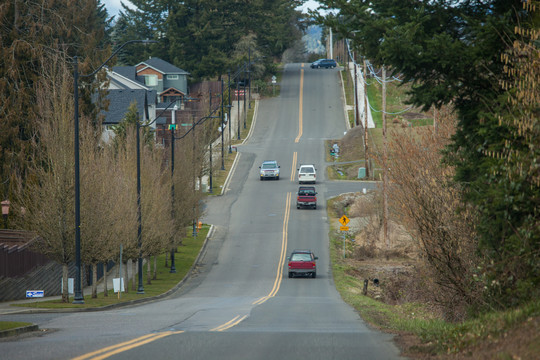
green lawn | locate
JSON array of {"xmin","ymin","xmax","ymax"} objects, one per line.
[{"xmin": 0, "ymin": 322, "xmax": 33, "ymax": 332}]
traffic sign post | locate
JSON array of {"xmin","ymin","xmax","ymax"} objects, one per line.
[{"xmin": 339, "ymin": 215, "xmax": 350, "ymax": 258}]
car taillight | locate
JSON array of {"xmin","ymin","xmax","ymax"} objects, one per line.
[
  {"xmin": 311, "ymin": 262, "xmax": 316, "ymax": 268},
  {"xmin": 288, "ymin": 262, "xmax": 292, "ymax": 268}
]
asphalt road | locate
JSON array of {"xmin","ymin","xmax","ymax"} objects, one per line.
[{"xmin": 0, "ymin": 64, "xmax": 401, "ymax": 360}]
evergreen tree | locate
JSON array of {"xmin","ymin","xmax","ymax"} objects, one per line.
[
  {"xmin": 314, "ymin": 0, "xmax": 538, "ymax": 308},
  {"xmin": 112, "ymin": 0, "xmax": 305, "ymax": 79},
  {"xmin": 0, "ymin": 0, "xmax": 111, "ymax": 201}
]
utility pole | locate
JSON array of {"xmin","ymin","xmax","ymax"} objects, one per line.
[
  {"xmin": 382, "ymin": 65, "xmax": 389, "ymax": 255},
  {"xmin": 237, "ymin": 80, "xmax": 240, "ymax": 140},
  {"xmin": 228, "ymin": 71, "xmax": 232, "ymax": 152},
  {"xmin": 243, "ymin": 67, "xmax": 247, "ymax": 129},
  {"xmin": 208, "ymin": 90, "xmax": 213, "ymax": 193},
  {"xmin": 329, "ymin": 28, "xmax": 333, "ymax": 59},
  {"xmin": 354, "ymin": 57, "xmax": 359, "ymax": 127},
  {"xmin": 363, "ymin": 58, "xmax": 370, "ymax": 179},
  {"xmin": 433, "ymin": 106, "xmax": 438, "ymax": 134},
  {"xmin": 221, "ymin": 79, "xmax": 225, "ymax": 169}
]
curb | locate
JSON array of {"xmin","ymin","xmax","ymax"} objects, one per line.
[
  {"xmin": 0, "ymin": 324, "xmax": 39, "ymax": 338},
  {"xmin": 219, "ymin": 100, "xmax": 258, "ymax": 196}
]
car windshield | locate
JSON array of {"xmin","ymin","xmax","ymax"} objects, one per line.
[
  {"xmin": 299, "ymin": 190, "xmax": 314, "ymax": 196},
  {"xmin": 300, "ymin": 167, "xmax": 314, "ymax": 173},
  {"xmin": 262, "ymin": 163, "xmax": 276, "ymax": 169},
  {"xmin": 291, "ymin": 253, "xmax": 312, "ymax": 261}
]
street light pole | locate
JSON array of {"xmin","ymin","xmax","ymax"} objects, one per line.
[
  {"xmin": 248, "ymin": 47, "xmax": 251, "ymax": 109},
  {"xmin": 169, "ymin": 106, "xmax": 177, "ymax": 273},
  {"xmin": 136, "ymin": 116, "xmax": 144, "ymax": 294},
  {"xmin": 220, "ymin": 79, "xmax": 225, "ymax": 170},
  {"xmin": 228, "ymin": 71, "xmax": 232, "ymax": 153},
  {"xmin": 72, "ymin": 39, "xmax": 156, "ymax": 304},
  {"xmin": 73, "ymin": 56, "xmax": 83, "ymax": 303},
  {"xmin": 243, "ymin": 69, "xmax": 247, "ymax": 129},
  {"xmin": 237, "ymin": 80, "xmax": 240, "ymax": 140}
]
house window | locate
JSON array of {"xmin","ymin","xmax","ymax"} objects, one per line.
[
  {"xmin": 167, "ymin": 75, "xmax": 179, "ymax": 80},
  {"xmin": 144, "ymin": 75, "xmax": 158, "ymax": 86}
]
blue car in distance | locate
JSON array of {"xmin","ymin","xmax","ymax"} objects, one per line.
[{"xmin": 310, "ymin": 59, "xmax": 337, "ymax": 69}]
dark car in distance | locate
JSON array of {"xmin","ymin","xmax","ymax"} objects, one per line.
[{"xmin": 310, "ymin": 59, "xmax": 337, "ymax": 69}]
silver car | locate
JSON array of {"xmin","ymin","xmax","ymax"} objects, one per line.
[{"xmin": 259, "ymin": 160, "xmax": 280, "ymax": 180}]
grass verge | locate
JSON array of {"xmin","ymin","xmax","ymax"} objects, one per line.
[
  {"xmin": 327, "ymin": 196, "xmax": 540, "ymax": 358},
  {"xmin": 11, "ymin": 225, "xmax": 210, "ymax": 309},
  {"xmin": 0, "ymin": 322, "xmax": 33, "ymax": 331}
]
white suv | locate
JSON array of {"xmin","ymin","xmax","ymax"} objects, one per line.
[{"xmin": 298, "ymin": 164, "xmax": 316, "ymax": 184}]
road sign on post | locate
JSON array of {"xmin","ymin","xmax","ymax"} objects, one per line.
[{"xmin": 339, "ymin": 215, "xmax": 350, "ymax": 226}]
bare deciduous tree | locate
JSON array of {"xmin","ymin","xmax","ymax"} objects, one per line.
[
  {"xmin": 375, "ymin": 108, "xmax": 482, "ymax": 318},
  {"xmin": 13, "ymin": 50, "xmax": 75, "ymax": 302}
]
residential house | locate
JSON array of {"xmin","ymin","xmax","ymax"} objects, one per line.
[{"xmin": 102, "ymin": 57, "xmax": 191, "ymax": 144}]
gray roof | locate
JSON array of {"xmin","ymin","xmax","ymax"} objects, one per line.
[
  {"xmin": 112, "ymin": 66, "xmax": 137, "ymax": 81},
  {"xmin": 101, "ymin": 89, "xmax": 156, "ymax": 125},
  {"xmin": 137, "ymin": 57, "xmax": 189, "ymax": 75},
  {"xmin": 111, "ymin": 66, "xmax": 146, "ymax": 86}
]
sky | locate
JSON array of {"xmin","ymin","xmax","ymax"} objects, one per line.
[{"xmin": 102, "ymin": 0, "xmax": 321, "ymax": 18}]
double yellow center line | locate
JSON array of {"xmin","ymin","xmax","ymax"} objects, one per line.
[
  {"xmin": 210, "ymin": 315, "xmax": 248, "ymax": 332},
  {"xmin": 253, "ymin": 192, "xmax": 291, "ymax": 305},
  {"xmin": 73, "ymin": 331, "xmax": 184, "ymax": 360}
]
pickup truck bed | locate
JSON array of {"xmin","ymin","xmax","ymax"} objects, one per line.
[{"xmin": 296, "ymin": 186, "xmax": 317, "ymax": 209}]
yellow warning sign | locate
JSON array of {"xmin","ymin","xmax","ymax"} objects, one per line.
[
  {"xmin": 339, "ymin": 215, "xmax": 350, "ymax": 226},
  {"xmin": 340, "ymin": 226, "xmax": 349, "ymax": 231}
]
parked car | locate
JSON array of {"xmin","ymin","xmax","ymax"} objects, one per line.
[
  {"xmin": 296, "ymin": 186, "xmax": 317, "ymax": 209},
  {"xmin": 298, "ymin": 164, "xmax": 316, "ymax": 184},
  {"xmin": 259, "ymin": 160, "xmax": 280, "ymax": 180},
  {"xmin": 310, "ymin": 59, "xmax": 337, "ymax": 69},
  {"xmin": 288, "ymin": 249, "xmax": 318, "ymax": 278}
]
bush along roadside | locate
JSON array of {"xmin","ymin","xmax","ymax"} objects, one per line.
[{"xmin": 327, "ymin": 199, "xmax": 540, "ymax": 359}]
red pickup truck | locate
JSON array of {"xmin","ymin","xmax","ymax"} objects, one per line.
[{"xmin": 296, "ymin": 186, "xmax": 317, "ymax": 209}]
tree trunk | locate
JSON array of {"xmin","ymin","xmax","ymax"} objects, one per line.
[
  {"xmin": 124, "ymin": 260, "xmax": 129, "ymax": 293},
  {"xmin": 103, "ymin": 263, "xmax": 108, "ymax": 297},
  {"xmin": 62, "ymin": 264, "xmax": 69, "ymax": 303},
  {"xmin": 146, "ymin": 256, "xmax": 151, "ymax": 285},
  {"xmin": 92, "ymin": 263, "xmax": 98, "ymax": 298},
  {"xmin": 153, "ymin": 256, "xmax": 157, "ymax": 280},
  {"xmin": 131, "ymin": 260, "xmax": 136, "ymax": 291},
  {"xmin": 80, "ymin": 264, "xmax": 85, "ymax": 297}
]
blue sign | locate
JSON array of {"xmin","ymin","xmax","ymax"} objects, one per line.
[{"xmin": 26, "ymin": 290, "xmax": 44, "ymax": 298}]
